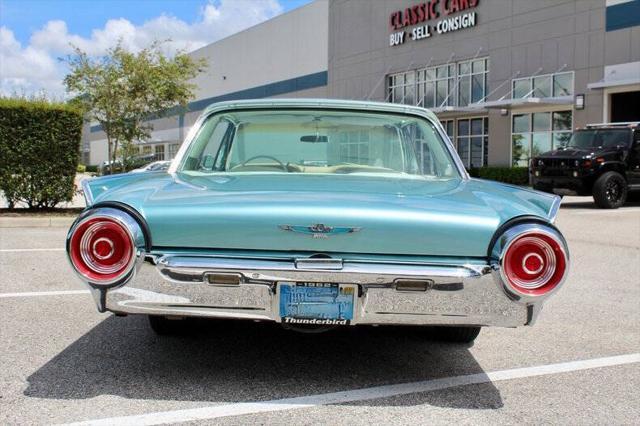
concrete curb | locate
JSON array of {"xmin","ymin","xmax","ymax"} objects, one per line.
[{"xmin": 0, "ymin": 216, "xmax": 77, "ymax": 228}]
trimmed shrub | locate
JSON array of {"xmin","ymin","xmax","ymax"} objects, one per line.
[
  {"xmin": 0, "ymin": 98, "xmax": 83, "ymax": 209},
  {"xmin": 85, "ymin": 165, "xmax": 98, "ymax": 173},
  {"xmin": 468, "ymin": 167, "xmax": 530, "ymax": 186},
  {"xmin": 76, "ymin": 164, "xmax": 87, "ymax": 173}
]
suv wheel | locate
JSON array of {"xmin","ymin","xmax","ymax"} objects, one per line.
[{"xmin": 593, "ymin": 171, "xmax": 627, "ymax": 209}]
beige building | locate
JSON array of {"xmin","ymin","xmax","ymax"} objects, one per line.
[{"xmin": 83, "ymin": 0, "xmax": 640, "ymax": 168}]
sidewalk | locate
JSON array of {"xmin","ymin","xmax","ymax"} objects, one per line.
[{"xmin": 0, "ymin": 215, "xmax": 78, "ymax": 228}]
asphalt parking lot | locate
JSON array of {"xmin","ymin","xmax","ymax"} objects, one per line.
[{"xmin": 1, "ymin": 196, "xmax": 639, "ymax": 425}]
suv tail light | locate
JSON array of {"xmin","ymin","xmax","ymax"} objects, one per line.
[
  {"xmin": 67, "ymin": 209, "xmax": 143, "ymax": 285},
  {"xmin": 495, "ymin": 225, "xmax": 569, "ymax": 297}
]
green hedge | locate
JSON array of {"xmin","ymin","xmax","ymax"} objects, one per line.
[
  {"xmin": 85, "ymin": 165, "xmax": 98, "ymax": 173},
  {"xmin": 468, "ymin": 167, "xmax": 530, "ymax": 186},
  {"xmin": 0, "ymin": 98, "xmax": 83, "ymax": 209}
]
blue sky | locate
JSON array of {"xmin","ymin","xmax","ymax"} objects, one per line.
[{"xmin": 0, "ymin": 0, "xmax": 313, "ymax": 96}]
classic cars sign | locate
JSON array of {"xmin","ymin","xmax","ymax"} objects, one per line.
[{"xmin": 389, "ymin": 0, "xmax": 479, "ymax": 46}]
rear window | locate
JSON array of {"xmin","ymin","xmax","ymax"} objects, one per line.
[{"xmin": 178, "ymin": 109, "xmax": 461, "ymax": 179}]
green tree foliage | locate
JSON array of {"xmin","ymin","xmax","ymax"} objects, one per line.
[
  {"xmin": 0, "ymin": 97, "xmax": 82, "ymax": 209},
  {"xmin": 64, "ymin": 41, "xmax": 206, "ymax": 173}
]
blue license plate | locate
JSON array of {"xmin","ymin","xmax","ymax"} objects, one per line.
[{"xmin": 279, "ymin": 283, "xmax": 355, "ymax": 325}]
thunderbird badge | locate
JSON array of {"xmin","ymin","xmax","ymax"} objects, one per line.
[{"xmin": 279, "ymin": 223, "xmax": 362, "ymax": 239}]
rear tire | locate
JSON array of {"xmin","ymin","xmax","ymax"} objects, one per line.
[
  {"xmin": 148, "ymin": 315, "xmax": 188, "ymax": 335},
  {"xmin": 429, "ymin": 326, "xmax": 481, "ymax": 343},
  {"xmin": 593, "ymin": 171, "xmax": 627, "ymax": 209}
]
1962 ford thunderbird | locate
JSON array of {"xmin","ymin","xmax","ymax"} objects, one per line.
[{"xmin": 67, "ymin": 99, "xmax": 569, "ymax": 342}]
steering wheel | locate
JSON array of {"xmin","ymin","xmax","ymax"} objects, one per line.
[{"xmin": 239, "ymin": 155, "xmax": 287, "ymax": 172}]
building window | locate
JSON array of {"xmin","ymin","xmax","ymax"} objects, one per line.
[
  {"xmin": 388, "ymin": 71, "xmax": 415, "ymax": 104},
  {"xmin": 417, "ymin": 64, "xmax": 456, "ymax": 108},
  {"xmin": 393, "ymin": 58, "xmax": 489, "ymax": 109},
  {"xmin": 168, "ymin": 143, "xmax": 180, "ymax": 159},
  {"xmin": 511, "ymin": 110, "xmax": 573, "ymax": 166},
  {"xmin": 457, "ymin": 58, "xmax": 489, "ymax": 105},
  {"xmin": 440, "ymin": 119, "xmax": 454, "ymax": 140},
  {"xmin": 456, "ymin": 117, "xmax": 488, "ymax": 168},
  {"xmin": 512, "ymin": 71, "xmax": 574, "ymax": 99},
  {"xmin": 154, "ymin": 144, "xmax": 165, "ymax": 161},
  {"xmin": 142, "ymin": 145, "xmax": 152, "ymax": 155}
]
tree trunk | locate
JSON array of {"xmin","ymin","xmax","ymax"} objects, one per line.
[{"xmin": 106, "ymin": 134, "xmax": 112, "ymax": 175}]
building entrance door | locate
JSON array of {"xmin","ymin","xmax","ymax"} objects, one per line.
[{"xmin": 610, "ymin": 91, "xmax": 640, "ymax": 122}]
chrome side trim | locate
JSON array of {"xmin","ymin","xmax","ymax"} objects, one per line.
[
  {"xmin": 156, "ymin": 255, "xmax": 486, "ymax": 285},
  {"xmin": 548, "ymin": 195, "xmax": 562, "ymax": 223},
  {"xmin": 80, "ymin": 179, "xmax": 94, "ymax": 206}
]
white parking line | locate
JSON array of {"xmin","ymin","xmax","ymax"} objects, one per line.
[
  {"xmin": 0, "ymin": 290, "xmax": 90, "ymax": 298},
  {"xmin": 61, "ymin": 353, "xmax": 640, "ymax": 426},
  {"xmin": 0, "ymin": 248, "xmax": 65, "ymax": 252},
  {"xmin": 568, "ymin": 207, "xmax": 640, "ymax": 215}
]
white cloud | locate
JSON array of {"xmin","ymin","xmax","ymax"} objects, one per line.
[{"xmin": 0, "ymin": 0, "xmax": 283, "ymax": 98}]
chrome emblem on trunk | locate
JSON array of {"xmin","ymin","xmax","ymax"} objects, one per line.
[{"xmin": 279, "ymin": 224, "xmax": 362, "ymax": 239}]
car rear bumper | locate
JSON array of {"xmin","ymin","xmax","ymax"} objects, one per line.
[{"xmin": 94, "ymin": 254, "xmax": 538, "ymax": 328}]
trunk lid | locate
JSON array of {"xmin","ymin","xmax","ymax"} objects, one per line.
[{"xmin": 87, "ymin": 173, "xmax": 557, "ymax": 257}]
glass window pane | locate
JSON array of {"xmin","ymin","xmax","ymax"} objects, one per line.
[
  {"xmin": 448, "ymin": 64, "xmax": 455, "ymax": 75},
  {"xmin": 426, "ymin": 68, "xmax": 436, "ymax": 80},
  {"xmin": 483, "ymin": 135, "xmax": 489, "ymax": 166},
  {"xmin": 513, "ymin": 80, "xmax": 530, "ymax": 98},
  {"xmin": 458, "ymin": 61, "xmax": 470, "ymax": 75},
  {"xmin": 458, "ymin": 76, "xmax": 470, "ymax": 106},
  {"xmin": 553, "ymin": 73, "xmax": 573, "ymax": 96},
  {"xmin": 552, "ymin": 111, "xmax": 572, "ymax": 130},
  {"xmin": 404, "ymin": 85, "xmax": 415, "ymax": 105},
  {"xmin": 532, "ymin": 112, "xmax": 551, "ymax": 132},
  {"xmin": 447, "ymin": 121, "xmax": 454, "ymax": 138},
  {"xmin": 458, "ymin": 119, "xmax": 470, "ymax": 137},
  {"xmin": 405, "ymin": 72, "xmax": 415, "ymax": 85},
  {"xmin": 470, "ymin": 118, "xmax": 483, "ymax": 136},
  {"xmin": 533, "ymin": 75, "xmax": 551, "ymax": 97},
  {"xmin": 513, "ymin": 114, "xmax": 530, "ymax": 133},
  {"xmin": 457, "ymin": 138, "xmax": 470, "ymax": 167},
  {"xmin": 470, "ymin": 136, "xmax": 483, "ymax": 168},
  {"xmin": 471, "ymin": 73, "xmax": 484, "ymax": 103},
  {"xmin": 472, "ymin": 59, "xmax": 485, "ymax": 73},
  {"xmin": 393, "ymin": 85, "xmax": 402, "ymax": 103},
  {"xmin": 532, "ymin": 132, "xmax": 552, "ymax": 157},
  {"xmin": 436, "ymin": 80, "xmax": 447, "ymax": 106},
  {"xmin": 436, "ymin": 66, "xmax": 447, "ymax": 78},
  {"xmin": 553, "ymin": 131, "xmax": 572, "ymax": 149},
  {"xmin": 484, "ymin": 117, "xmax": 489, "ymax": 133},
  {"xmin": 424, "ymin": 82, "xmax": 435, "ymax": 107},
  {"xmin": 512, "ymin": 133, "xmax": 531, "ymax": 167}
]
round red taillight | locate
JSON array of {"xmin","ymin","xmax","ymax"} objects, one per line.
[
  {"xmin": 502, "ymin": 231, "xmax": 567, "ymax": 296},
  {"xmin": 69, "ymin": 216, "xmax": 135, "ymax": 284}
]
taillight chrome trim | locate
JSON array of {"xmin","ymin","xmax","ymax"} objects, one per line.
[
  {"xmin": 66, "ymin": 207, "xmax": 146, "ymax": 287},
  {"xmin": 491, "ymin": 223, "xmax": 569, "ymax": 301}
]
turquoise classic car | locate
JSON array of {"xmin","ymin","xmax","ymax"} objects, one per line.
[{"xmin": 67, "ymin": 99, "xmax": 569, "ymax": 343}]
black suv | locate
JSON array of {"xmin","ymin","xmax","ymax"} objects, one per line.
[{"xmin": 530, "ymin": 123, "xmax": 640, "ymax": 208}]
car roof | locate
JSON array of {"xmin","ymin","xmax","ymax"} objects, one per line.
[{"xmin": 201, "ymin": 98, "xmax": 440, "ymax": 122}]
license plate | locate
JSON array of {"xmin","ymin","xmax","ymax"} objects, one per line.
[{"xmin": 279, "ymin": 282, "xmax": 355, "ymax": 325}]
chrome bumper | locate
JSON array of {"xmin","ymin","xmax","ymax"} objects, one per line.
[{"xmin": 97, "ymin": 254, "xmax": 541, "ymax": 328}]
